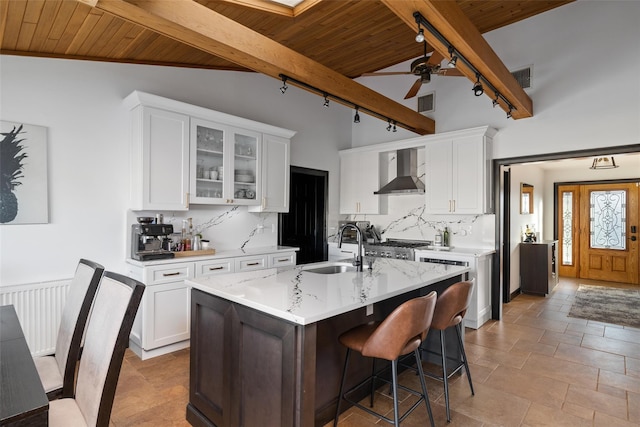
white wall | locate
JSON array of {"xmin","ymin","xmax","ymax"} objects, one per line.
[
  {"xmin": 353, "ymin": 1, "xmax": 640, "ymax": 158},
  {"xmin": 0, "ymin": 56, "xmax": 351, "ymax": 286}
]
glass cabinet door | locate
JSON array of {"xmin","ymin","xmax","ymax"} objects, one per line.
[
  {"xmin": 190, "ymin": 119, "xmax": 261, "ymax": 205},
  {"xmin": 191, "ymin": 119, "xmax": 225, "ymax": 203},
  {"xmin": 231, "ymin": 129, "xmax": 260, "ymax": 205}
]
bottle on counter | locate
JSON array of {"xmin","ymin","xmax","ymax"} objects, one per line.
[
  {"xmin": 443, "ymin": 227, "xmax": 450, "ymax": 247},
  {"xmin": 434, "ymin": 229, "xmax": 443, "ymax": 246}
]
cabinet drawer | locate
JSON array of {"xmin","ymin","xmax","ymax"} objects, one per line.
[
  {"xmin": 235, "ymin": 255, "xmax": 267, "ymax": 272},
  {"xmin": 148, "ymin": 264, "xmax": 193, "ymax": 285},
  {"xmin": 195, "ymin": 259, "xmax": 235, "ymax": 277},
  {"xmin": 269, "ymin": 252, "xmax": 296, "ymax": 268}
]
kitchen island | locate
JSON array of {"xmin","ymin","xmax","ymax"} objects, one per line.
[{"xmin": 185, "ymin": 258, "xmax": 469, "ymax": 427}]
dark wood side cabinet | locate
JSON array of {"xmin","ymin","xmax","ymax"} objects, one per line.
[{"xmin": 520, "ymin": 241, "xmax": 558, "ymax": 295}]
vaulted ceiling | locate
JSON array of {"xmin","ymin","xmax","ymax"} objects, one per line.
[{"xmin": 1, "ymin": 0, "xmax": 574, "ymax": 134}]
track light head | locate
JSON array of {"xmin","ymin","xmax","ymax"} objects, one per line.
[
  {"xmin": 392, "ymin": 121, "xmax": 397, "ymax": 132},
  {"xmin": 415, "ymin": 27, "xmax": 425, "ymax": 43},
  {"xmin": 447, "ymin": 46, "xmax": 457, "ymax": 68},
  {"xmin": 353, "ymin": 106, "xmax": 360, "ymax": 123},
  {"xmin": 323, "ymin": 94, "xmax": 329, "ymax": 108},
  {"xmin": 280, "ymin": 76, "xmax": 288, "ymax": 93},
  {"xmin": 507, "ymin": 105, "xmax": 513, "ymax": 119},
  {"xmin": 473, "ymin": 74, "xmax": 484, "ymax": 97},
  {"xmin": 386, "ymin": 119, "xmax": 392, "ymax": 132},
  {"xmin": 492, "ymin": 92, "xmax": 500, "ymax": 108}
]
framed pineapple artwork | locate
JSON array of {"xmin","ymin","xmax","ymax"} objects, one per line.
[{"xmin": 0, "ymin": 121, "xmax": 48, "ymax": 224}]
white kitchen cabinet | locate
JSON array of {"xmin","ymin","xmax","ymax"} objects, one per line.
[
  {"xmin": 128, "ymin": 262, "xmax": 194, "ymax": 360},
  {"xmin": 195, "ymin": 258, "xmax": 235, "ymax": 277},
  {"xmin": 249, "ymin": 134, "xmax": 290, "ymax": 213},
  {"xmin": 127, "ymin": 248, "xmax": 298, "ymax": 360},
  {"xmin": 190, "ymin": 117, "xmax": 261, "ymax": 206},
  {"xmin": 340, "ymin": 150, "xmax": 381, "ymax": 214},
  {"xmin": 424, "ymin": 128, "xmax": 494, "ymax": 214},
  {"xmin": 235, "ymin": 255, "xmax": 268, "ymax": 272},
  {"xmin": 128, "ymin": 105, "xmax": 190, "ymax": 211},
  {"xmin": 269, "ymin": 251, "xmax": 296, "ymax": 267},
  {"xmin": 125, "ymin": 91, "xmax": 295, "ymax": 209}
]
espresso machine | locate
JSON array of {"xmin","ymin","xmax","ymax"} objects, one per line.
[{"xmin": 131, "ymin": 218, "xmax": 175, "ymax": 261}]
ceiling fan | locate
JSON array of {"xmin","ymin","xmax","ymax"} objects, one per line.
[{"xmin": 362, "ymin": 42, "xmax": 464, "ymax": 99}]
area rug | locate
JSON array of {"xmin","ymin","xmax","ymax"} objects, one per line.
[{"xmin": 568, "ymin": 285, "xmax": 640, "ymax": 328}]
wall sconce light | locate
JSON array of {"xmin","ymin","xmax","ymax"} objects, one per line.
[
  {"xmin": 590, "ymin": 156, "xmax": 619, "ymax": 169},
  {"xmin": 353, "ymin": 106, "xmax": 360, "ymax": 123}
]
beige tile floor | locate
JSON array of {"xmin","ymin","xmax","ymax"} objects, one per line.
[{"xmin": 110, "ymin": 277, "xmax": 640, "ymax": 426}]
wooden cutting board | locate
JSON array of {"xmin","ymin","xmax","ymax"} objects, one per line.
[{"xmin": 173, "ymin": 249, "xmax": 216, "ymax": 258}]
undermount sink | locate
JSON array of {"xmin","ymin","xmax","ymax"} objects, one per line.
[{"xmin": 303, "ymin": 263, "xmax": 356, "ymax": 274}]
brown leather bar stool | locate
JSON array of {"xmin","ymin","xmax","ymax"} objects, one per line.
[
  {"xmin": 424, "ymin": 281, "xmax": 475, "ymax": 422},
  {"xmin": 333, "ymin": 291, "xmax": 437, "ymax": 427}
]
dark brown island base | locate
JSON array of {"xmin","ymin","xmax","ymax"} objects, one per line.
[{"xmin": 184, "ymin": 259, "xmax": 469, "ymax": 427}]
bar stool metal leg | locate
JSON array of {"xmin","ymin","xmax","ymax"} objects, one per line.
[
  {"xmin": 440, "ymin": 329, "xmax": 452, "ymax": 422},
  {"xmin": 391, "ymin": 359, "xmax": 400, "ymax": 427},
  {"xmin": 334, "ymin": 348, "xmax": 351, "ymax": 427},
  {"xmin": 455, "ymin": 323, "xmax": 474, "ymax": 395},
  {"xmin": 414, "ymin": 348, "xmax": 436, "ymax": 427}
]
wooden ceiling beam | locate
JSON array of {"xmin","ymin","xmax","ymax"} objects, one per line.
[
  {"xmin": 381, "ymin": 0, "xmax": 533, "ymax": 119},
  {"xmin": 77, "ymin": 0, "xmax": 435, "ymax": 134}
]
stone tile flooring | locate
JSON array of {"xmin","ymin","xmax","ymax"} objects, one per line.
[{"xmin": 109, "ymin": 277, "xmax": 639, "ymax": 426}]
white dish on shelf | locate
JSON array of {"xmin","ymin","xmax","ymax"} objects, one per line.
[{"xmin": 235, "ymin": 174, "xmax": 254, "ymax": 183}]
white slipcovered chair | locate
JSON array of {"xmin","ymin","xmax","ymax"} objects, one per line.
[
  {"xmin": 33, "ymin": 259, "xmax": 104, "ymax": 399},
  {"xmin": 48, "ymin": 271, "xmax": 145, "ymax": 427}
]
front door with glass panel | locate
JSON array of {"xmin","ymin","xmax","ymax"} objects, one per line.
[{"xmin": 558, "ymin": 182, "xmax": 638, "ymax": 284}]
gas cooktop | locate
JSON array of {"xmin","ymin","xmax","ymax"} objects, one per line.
[{"xmin": 364, "ymin": 239, "xmax": 432, "ymax": 260}]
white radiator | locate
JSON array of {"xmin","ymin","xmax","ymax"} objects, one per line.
[{"xmin": 0, "ymin": 279, "xmax": 71, "ymax": 356}]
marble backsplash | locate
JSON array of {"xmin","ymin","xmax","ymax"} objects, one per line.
[
  {"xmin": 127, "ymin": 205, "xmax": 278, "ymax": 254},
  {"xmin": 331, "ymin": 193, "xmax": 495, "ymax": 249}
]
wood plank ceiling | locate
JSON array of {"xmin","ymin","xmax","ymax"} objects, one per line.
[{"xmin": 1, "ymin": 0, "xmax": 573, "ymax": 134}]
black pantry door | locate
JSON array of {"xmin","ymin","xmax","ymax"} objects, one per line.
[{"xmin": 278, "ymin": 166, "xmax": 328, "ymax": 264}]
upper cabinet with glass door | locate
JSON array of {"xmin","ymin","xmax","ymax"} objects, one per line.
[{"xmin": 190, "ymin": 118, "xmax": 261, "ymax": 206}]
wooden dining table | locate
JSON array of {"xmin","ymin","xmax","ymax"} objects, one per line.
[{"xmin": 0, "ymin": 305, "xmax": 48, "ymax": 426}]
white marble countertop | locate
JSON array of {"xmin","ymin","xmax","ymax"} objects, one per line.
[
  {"xmin": 126, "ymin": 245, "xmax": 299, "ymax": 267},
  {"xmin": 186, "ymin": 259, "xmax": 469, "ymax": 325}
]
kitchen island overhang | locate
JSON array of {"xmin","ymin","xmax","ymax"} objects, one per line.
[{"xmin": 185, "ymin": 259, "xmax": 470, "ymax": 427}]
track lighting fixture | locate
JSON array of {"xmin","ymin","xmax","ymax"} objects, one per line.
[
  {"xmin": 472, "ymin": 73, "xmax": 484, "ymax": 97},
  {"xmin": 413, "ymin": 12, "xmax": 518, "ymax": 118},
  {"xmin": 506, "ymin": 105, "xmax": 513, "ymax": 119},
  {"xmin": 447, "ymin": 46, "xmax": 457, "ymax": 68},
  {"xmin": 277, "ymin": 74, "xmax": 414, "ymax": 132}
]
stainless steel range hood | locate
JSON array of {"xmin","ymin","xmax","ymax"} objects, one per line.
[{"xmin": 374, "ymin": 148, "xmax": 425, "ymax": 195}]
